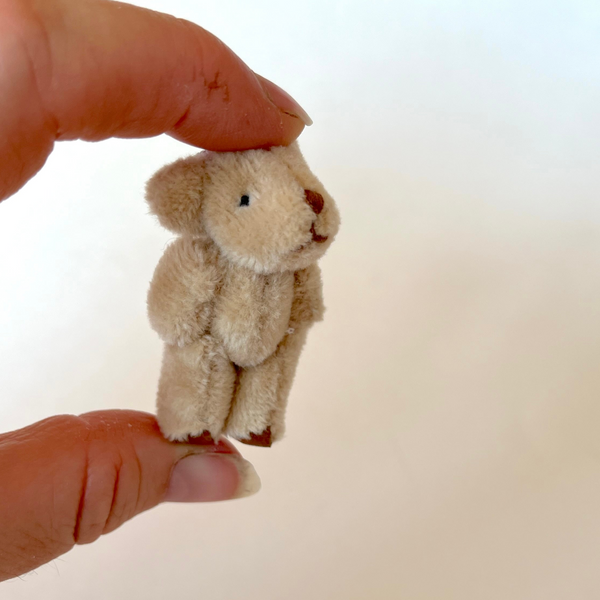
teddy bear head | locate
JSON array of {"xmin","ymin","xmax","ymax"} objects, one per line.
[{"xmin": 145, "ymin": 142, "xmax": 340, "ymax": 274}]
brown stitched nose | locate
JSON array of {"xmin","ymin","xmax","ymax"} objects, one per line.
[{"xmin": 304, "ymin": 189, "xmax": 324, "ymax": 215}]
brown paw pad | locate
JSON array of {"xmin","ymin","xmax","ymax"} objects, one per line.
[
  {"xmin": 187, "ymin": 430, "xmax": 216, "ymax": 445},
  {"xmin": 238, "ymin": 427, "xmax": 272, "ymax": 448}
]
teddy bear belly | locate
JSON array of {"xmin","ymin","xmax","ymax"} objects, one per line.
[{"xmin": 210, "ymin": 271, "xmax": 295, "ymax": 368}]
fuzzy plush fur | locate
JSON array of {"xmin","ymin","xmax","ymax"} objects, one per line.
[{"xmin": 146, "ymin": 142, "xmax": 339, "ymax": 446}]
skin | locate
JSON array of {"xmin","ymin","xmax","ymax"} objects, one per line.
[{"xmin": 0, "ymin": 0, "xmax": 309, "ymax": 582}]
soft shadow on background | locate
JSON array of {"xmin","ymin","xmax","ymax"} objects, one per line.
[{"xmin": 1, "ymin": 1, "xmax": 600, "ymax": 598}]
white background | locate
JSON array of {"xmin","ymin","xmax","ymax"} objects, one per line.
[{"xmin": 2, "ymin": 0, "xmax": 600, "ymax": 598}]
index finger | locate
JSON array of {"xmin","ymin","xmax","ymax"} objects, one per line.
[{"xmin": 0, "ymin": 0, "xmax": 310, "ymax": 200}]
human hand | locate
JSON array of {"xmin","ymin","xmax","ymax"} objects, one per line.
[
  {"xmin": 0, "ymin": 0, "xmax": 310, "ymax": 201},
  {"xmin": 0, "ymin": 0, "xmax": 310, "ymax": 582}
]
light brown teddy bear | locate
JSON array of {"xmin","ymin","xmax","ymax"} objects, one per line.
[{"xmin": 145, "ymin": 142, "xmax": 339, "ymax": 447}]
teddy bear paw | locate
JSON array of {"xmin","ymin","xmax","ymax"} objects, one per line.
[
  {"xmin": 237, "ymin": 427, "xmax": 272, "ymax": 448},
  {"xmin": 187, "ymin": 430, "xmax": 216, "ymax": 445}
]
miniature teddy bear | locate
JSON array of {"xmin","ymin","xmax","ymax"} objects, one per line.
[{"xmin": 145, "ymin": 142, "xmax": 339, "ymax": 446}]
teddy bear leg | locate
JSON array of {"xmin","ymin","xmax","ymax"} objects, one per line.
[
  {"xmin": 156, "ymin": 335, "xmax": 237, "ymax": 441},
  {"xmin": 225, "ymin": 328, "xmax": 309, "ymax": 446}
]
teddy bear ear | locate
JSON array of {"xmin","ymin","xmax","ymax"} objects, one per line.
[{"xmin": 145, "ymin": 153, "xmax": 207, "ymax": 236}]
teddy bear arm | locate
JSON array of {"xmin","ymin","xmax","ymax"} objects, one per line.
[
  {"xmin": 147, "ymin": 239, "xmax": 216, "ymax": 347},
  {"xmin": 289, "ymin": 264, "xmax": 325, "ymax": 329}
]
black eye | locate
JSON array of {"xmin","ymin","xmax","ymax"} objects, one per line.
[{"xmin": 239, "ymin": 194, "xmax": 250, "ymax": 207}]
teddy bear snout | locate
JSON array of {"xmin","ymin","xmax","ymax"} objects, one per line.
[{"xmin": 304, "ymin": 189, "xmax": 324, "ymax": 215}]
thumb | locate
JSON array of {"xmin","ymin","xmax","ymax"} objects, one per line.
[{"xmin": 0, "ymin": 410, "xmax": 260, "ymax": 582}]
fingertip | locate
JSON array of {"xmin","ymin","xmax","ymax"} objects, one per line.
[
  {"xmin": 168, "ymin": 87, "xmax": 307, "ymax": 151},
  {"xmin": 255, "ymin": 73, "xmax": 313, "ymax": 127},
  {"xmin": 164, "ymin": 454, "xmax": 261, "ymax": 502}
]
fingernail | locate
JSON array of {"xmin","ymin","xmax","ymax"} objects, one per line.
[
  {"xmin": 164, "ymin": 454, "xmax": 261, "ymax": 502},
  {"xmin": 255, "ymin": 73, "xmax": 313, "ymax": 126}
]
